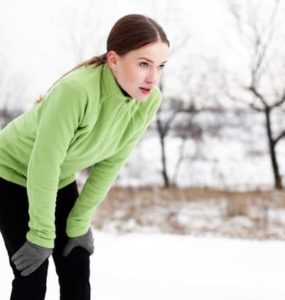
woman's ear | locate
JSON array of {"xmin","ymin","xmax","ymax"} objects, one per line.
[{"xmin": 107, "ymin": 51, "xmax": 118, "ymax": 72}]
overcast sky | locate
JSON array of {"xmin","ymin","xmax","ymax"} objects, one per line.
[
  {"xmin": 0, "ymin": 0, "xmax": 232, "ymax": 106},
  {"xmin": 1, "ymin": 0, "xmax": 283, "ymax": 109}
]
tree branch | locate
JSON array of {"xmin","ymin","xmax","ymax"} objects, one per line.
[
  {"xmin": 273, "ymin": 130, "xmax": 285, "ymax": 146},
  {"xmin": 248, "ymin": 85, "xmax": 268, "ymax": 107}
]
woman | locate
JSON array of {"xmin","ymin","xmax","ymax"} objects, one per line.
[{"xmin": 0, "ymin": 14, "xmax": 169, "ymax": 300}]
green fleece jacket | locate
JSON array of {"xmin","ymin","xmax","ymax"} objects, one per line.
[{"xmin": 0, "ymin": 63, "xmax": 161, "ymax": 248}]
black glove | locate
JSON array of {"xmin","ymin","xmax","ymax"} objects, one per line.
[
  {"xmin": 12, "ymin": 241, "xmax": 53, "ymax": 276},
  {"xmin": 62, "ymin": 228, "xmax": 94, "ymax": 257}
]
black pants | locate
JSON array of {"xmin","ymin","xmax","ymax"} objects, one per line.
[{"xmin": 0, "ymin": 177, "xmax": 91, "ymax": 300}]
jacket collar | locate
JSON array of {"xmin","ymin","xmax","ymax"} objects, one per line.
[{"xmin": 101, "ymin": 63, "xmax": 135, "ymax": 103}]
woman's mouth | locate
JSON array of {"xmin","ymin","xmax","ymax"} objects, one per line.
[{"xmin": 139, "ymin": 87, "xmax": 151, "ymax": 95}]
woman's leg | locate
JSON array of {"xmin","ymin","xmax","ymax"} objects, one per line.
[
  {"xmin": 0, "ymin": 177, "xmax": 48, "ymax": 300},
  {"xmin": 53, "ymin": 181, "xmax": 91, "ymax": 300}
]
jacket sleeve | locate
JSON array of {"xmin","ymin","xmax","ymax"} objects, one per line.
[
  {"xmin": 66, "ymin": 94, "xmax": 161, "ymax": 238},
  {"xmin": 26, "ymin": 82, "xmax": 86, "ymax": 248}
]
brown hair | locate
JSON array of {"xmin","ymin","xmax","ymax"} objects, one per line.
[{"xmin": 36, "ymin": 14, "xmax": 169, "ymax": 103}]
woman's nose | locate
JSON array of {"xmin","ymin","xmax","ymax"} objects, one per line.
[{"xmin": 146, "ymin": 69, "xmax": 159, "ymax": 84}]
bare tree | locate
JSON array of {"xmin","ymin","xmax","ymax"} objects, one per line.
[
  {"xmin": 227, "ymin": 0, "xmax": 285, "ymax": 189},
  {"xmin": 155, "ymin": 93, "xmax": 183, "ymax": 188},
  {"xmin": 154, "ymin": 27, "xmax": 191, "ymax": 188},
  {"xmin": 156, "ymin": 56, "xmax": 224, "ymax": 188},
  {"xmin": 171, "ymin": 104, "xmax": 203, "ymax": 185}
]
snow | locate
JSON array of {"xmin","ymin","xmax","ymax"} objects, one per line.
[
  {"xmin": 118, "ymin": 111, "xmax": 285, "ymax": 191},
  {"xmin": 1, "ymin": 230, "xmax": 285, "ymax": 300}
]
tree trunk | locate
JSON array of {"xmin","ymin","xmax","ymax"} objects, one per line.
[
  {"xmin": 159, "ymin": 133, "xmax": 170, "ymax": 188},
  {"xmin": 156, "ymin": 116, "xmax": 170, "ymax": 188},
  {"xmin": 265, "ymin": 108, "xmax": 282, "ymax": 189}
]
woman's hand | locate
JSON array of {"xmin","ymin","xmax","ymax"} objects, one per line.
[
  {"xmin": 62, "ymin": 228, "xmax": 94, "ymax": 257},
  {"xmin": 12, "ymin": 241, "xmax": 53, "ymax": 276}
]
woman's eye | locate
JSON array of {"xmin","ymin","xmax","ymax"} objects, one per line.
[
  {"xmin": 159, "ymin": 64, "xmax": 165, "ymax": 70},
  {"xmin": 139, "ymin": 62, "xmax": 149, "ymax": 68}
]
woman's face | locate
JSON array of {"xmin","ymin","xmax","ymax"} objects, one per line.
[{"xmin": 107, "ymin": 41, "xmax": 169, "ymax": 101}]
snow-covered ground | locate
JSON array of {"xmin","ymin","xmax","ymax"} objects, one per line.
[{"xmin": 1, "ymin": 230, "xmax": 285, "ymax": 300}]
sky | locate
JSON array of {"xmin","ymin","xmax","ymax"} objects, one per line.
[
  {"xmin": 1, "ymin": 0, "xmax": 285, "ymax": 110},
  {"xmin": 0, "ymin": 0, "xmax": 232, "ymax": 109}
]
